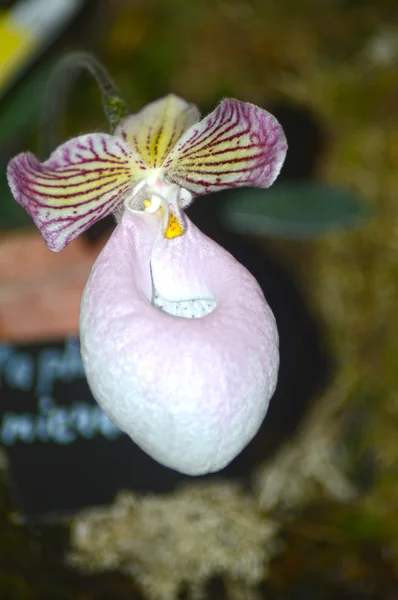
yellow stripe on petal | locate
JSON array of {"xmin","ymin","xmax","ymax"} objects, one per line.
[
  {"xmin": 7, "ymin": 134, "xmax": 137, "ymax": 251},
  {"xmin": 114, "ymin": 95, "xmax": 200, "ymax": 170}
]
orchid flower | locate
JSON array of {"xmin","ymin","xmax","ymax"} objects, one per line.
[{"xmin": 7, "ymin": 95, "xmax": 287, "ymax": 475}]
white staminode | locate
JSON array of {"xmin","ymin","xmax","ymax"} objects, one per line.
[{"xmin": 125, "ymin": 172, "xmax": 193, "ymax": 215}]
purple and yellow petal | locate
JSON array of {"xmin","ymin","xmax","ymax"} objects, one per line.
[
  {"xmin": 7, "ymin": 133, "xmax": 137, "ymax": 251},
  {"xmin": 114, "ymin": 94, "xmax": 200, "ymax": 170},
  {"xmin": 164, "ymin": 99, "xmax": 287, "ymax": 195}
]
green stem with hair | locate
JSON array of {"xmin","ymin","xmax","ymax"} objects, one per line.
[{"xmin": 41, "ymin": 52, "xmax": 128, "ymax": 156}]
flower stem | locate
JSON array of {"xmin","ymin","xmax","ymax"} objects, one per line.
[{"xmin": 41, "ymin": 52, "xmax": 128, "ymax": 156}]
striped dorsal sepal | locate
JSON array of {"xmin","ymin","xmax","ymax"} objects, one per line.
[{"xmin": 115, "ymin": 95, "xmax": 200, "ymax": 170}]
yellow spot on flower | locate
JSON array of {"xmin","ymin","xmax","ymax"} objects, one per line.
[{"xmin": 165, "ymin": 213, "xmax": 184, "ymax": 239}]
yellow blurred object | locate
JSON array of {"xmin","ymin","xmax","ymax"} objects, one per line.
[
  {"xmin": 0, "ymin": 10, "xmax": 35, "ymax": 90},
  {"xmin": 0, "ymin": 0, "xmax": 86, "ymax": 98}
]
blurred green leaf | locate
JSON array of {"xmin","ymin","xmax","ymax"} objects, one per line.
[
  {"xmin": 0, "ymin": 64, "xmax": 54, "ymax": 228},
  {"xmin": 0, "ymin": 165, "xmax": 32, "ymax": 229},
  {"xmin": 0, "ymin": 63, "xmax": 52, "ymax": 147},
  {"xmin": 220, "ymin": 182, "xmax": 371, "ymax": 238}
]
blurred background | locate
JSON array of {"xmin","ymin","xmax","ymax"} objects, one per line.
[{"xmin": 0, "ymin": 0, "xmax": 397, "ymax": 598}]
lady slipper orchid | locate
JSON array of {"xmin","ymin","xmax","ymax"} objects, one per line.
[{"xmin": 7, "ymin": 95, "xmax": 287, "ymax": 475}]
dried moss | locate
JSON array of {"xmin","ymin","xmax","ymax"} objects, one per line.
[{"xmin": 70, "ymin": 483, "xmax": 277, "ymax": 600}]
